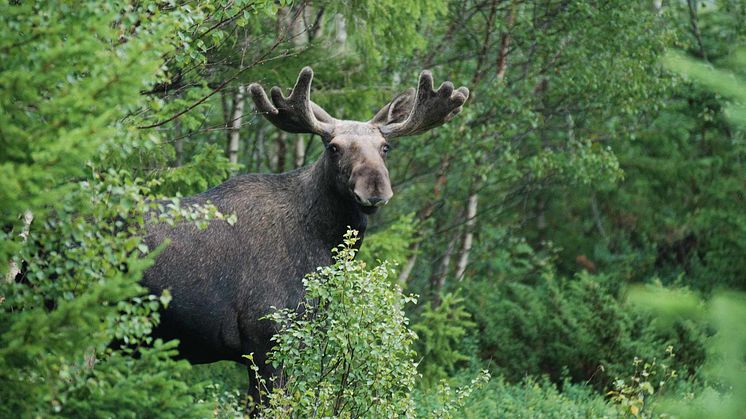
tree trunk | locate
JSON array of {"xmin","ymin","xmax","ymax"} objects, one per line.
[
  {"xmin": 687, "ymin": 0, "xmax": 708, "ymax": 61},
  {"xmin": 292, "ymin": 6, "xmax": 309, "ymax": 169},
  {"xmin": 397, "ymin": 249, "xmax": 418, "ymax": 288},
  {"xmin": 227, "ymin": 85, "xmax": 246, "ymax": 165},
  {"xmin": 334, "ymin": 14, "xmax": 347, "ymax": 45},
  {"xmin": 430, "ymin": 232, "xmax": 458, "ymax": 306},
  {"xmin": 274, "ymin": 132, "xmax": 287, "ymax": 173},
  {"xmin": 398, "ymin": 157, "xmax": 450, "ymax": 285},
  {"xmin": 455, "ymin": 189, "xmax": 478, "ymax": 280},
  {"xmin": 279, "ymin": 4, "xmax": 312, "ymax": 169},
  {"xmin": 255, "ymin": 126, "xmax": 266, "ymax": 172},
  {"xmin": 294, "ymin": 134, "xmax": 306, "ymax": 168}
]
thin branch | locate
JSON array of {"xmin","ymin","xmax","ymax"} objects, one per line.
[
  {"xmin": 137, "ymin": 48, "xmax": 288, "ymax": 129},
  {"xmin": 138, "ymin": 4, "xmax": 309, "ymax": 130}
]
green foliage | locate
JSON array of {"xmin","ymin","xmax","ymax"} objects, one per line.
[
  {"xmin": 259, "ymin": 230, "xmax": 420, "ymax": 417},
  {"xmin": 607, "ymin": 346, "xmax": 679, "ymax": 418},
  {"xmin": 644, "ymin": 43, "xmax": 746, "ymax": 418},
  {"xmin": 257, "ymin": 231, "xmax": 491, "ymax": 418},
  {"xmin": 422, "ymin": 369, "xmax": 491, "ymax": 418},
  {"xmin": 473, "ymin": 377, "xmax": 614, "ymax": 419},
  {"xmin": 628, "ymin": 33, "xmax": 746, "ymax": 418},
  {"xmin": 3, "ymin": 0, "xmax": 746, "ymax": 416},
  {"xmin": 188, "ymin": 362, "xmax": 249, "ymax": 419},
  {"xmin": 538, "ymin": 2, "xmax": 746, "ymax": 293},
  {"xmin": 417, "ymin": 373, "xmax": 613, "ymax": 419},
  {"xmin": 462, "ymin": 269, "xmax": 698, "ymax": 390},
  {"xmin": 358, "ymin": 212, "xmax": 417, "ymax": 270},
  {"xmin": 0, "ymin": 1, "xmax": 236, "ymax": 416},
  {"xmin": 155, "ymin": 143, "xmax": 239, "ymax": 196},
  {"xmin": 0, "ymin": 1, "xmax": 161, "ymax": 266},
  {"xmin": 0, "ymin": 170, "xmax": 224, "ymax": 418},
  {"xmin": 663, "ymin": 50, "xmax": 746, "ymax": 126},
  {"xmin": 59, "ymin": 341, "xmax": 203, "ymax": 418},
  {"xmin": 413, "ymin": 292, "xmax": 475, "ymax": 385},
  {"xmin": 629, "ymin": 289, "xmax": 746, "ymax": 419},
  {"xmin": 328, "ymin": 0, "xmax": 447, "ymax": 65}
]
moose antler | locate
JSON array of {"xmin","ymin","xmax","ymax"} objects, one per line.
[
  {"xmin": 248, "ymin": 67, "xmax": 337, "ymax": 137},
  {"xmin": 373, "ymin": 70, "xmax": 469, "ymax": 138}
]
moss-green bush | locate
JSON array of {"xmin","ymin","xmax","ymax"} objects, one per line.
[
  {"xmin": 463, "ymin": 271, "xmax": 706, "ymax": 390},
  {"xmin": 416, "ymin": 372, "xmax": 613, "ymax": 418}
]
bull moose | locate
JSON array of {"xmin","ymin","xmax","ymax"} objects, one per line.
[{"xmin": 141, "ymin": 67, "xmax": 469, "ymax": 401}]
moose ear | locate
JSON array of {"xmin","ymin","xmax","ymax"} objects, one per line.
[{"xmin": 369, "ymin": 88, "xmax": 416, "ymax": 126}]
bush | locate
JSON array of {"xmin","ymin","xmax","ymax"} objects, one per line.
[
  {"xmin": 187, "ymin": 362, "xmax": 248, "ymax": 419},
  {"xmin": 0, "ymin": 2, "xmax": 232, "ymax": 416},
  {"xmin": 0, "ymin": 171, "xmax": 223, "ymax": 418},
  {"xmin": 416, "ymin": 372, "xmax": 612, "ymax": 418},
  {"xmin": 258, "ymin": 230, "xmax": 420, "ymax": 417},
  {"xmin": 607, "ymin": 345, "xmax": 680, "ymax": 418},
  {"xmin": 257, "ymin": 231, "xmax": 490, "ymax": 418},
  {"xmin": 463, "ymin": 271, "xmax": 704, "ymax": 389},
  {"xmin": 413, "ymin": 292, "xmax": 476, "ymax": 385},
  {"xmin": 629, "ymin": 288, "xmax": 746, "ymax": 419},
  {"xmin": 357, "ymin": 212, "xmax": 418, "ymax": 275}
]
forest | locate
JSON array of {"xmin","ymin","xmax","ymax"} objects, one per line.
[{"xmin": 1, "ymin": 0, "xmax": 746, "ymax": 417}]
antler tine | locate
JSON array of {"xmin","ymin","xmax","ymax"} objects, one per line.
[
  {"xmin": 379, "ymin": 70, "xmax": 469, "ymax": 138},
  {"xmin": 248, "ymin": 67, "xmax": 336, "ymax": 136}
]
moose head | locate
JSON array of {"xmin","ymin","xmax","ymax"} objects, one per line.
[{"xmin": 248, "ymin": 67, "xmax": 469, "ymax": 214}]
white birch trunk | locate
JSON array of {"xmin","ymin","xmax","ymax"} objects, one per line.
[
  {"xmin": 228, "ymin": 85, "xmax": 246, "ymax": 165},
  {"xmin": 398, "ymin": 243, "xmax": 418, "ymax": 286},
  {"xmin": 455, "ymin": 191, "xmax": 478, "ymax": 280},
  {"xmin": 292, "ymin": 140, "xmax": 305, "ymax": 169}
]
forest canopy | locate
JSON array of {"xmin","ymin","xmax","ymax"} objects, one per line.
[{"xmin": 1, "ymin": 0, "xmax": 745, "ymax": 417}]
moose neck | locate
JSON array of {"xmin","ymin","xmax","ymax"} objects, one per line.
[{"xmin": 298, "ymin": 155, "xmax": 367, "ymax": 248}]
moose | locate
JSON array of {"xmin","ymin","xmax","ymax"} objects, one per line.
[{"xmin": 141, "ymin": 67, "xmax": 469, "ymax": 401}]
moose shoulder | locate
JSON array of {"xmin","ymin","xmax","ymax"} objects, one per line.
[{"xmin": 141, "ymin": 67, "xmax": 469, "ymax": 390}]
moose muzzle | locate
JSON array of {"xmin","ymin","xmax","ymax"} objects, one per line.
[{"xmin": 351, "ymin": 165, "xmax": 393, "ymax": 209}]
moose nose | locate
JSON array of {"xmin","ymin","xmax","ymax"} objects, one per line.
[
  {"xmin": 367, "ymin": 197, "xmax": 388, "ymax": 207},
  {"xmin": 353, "ymin": 193, "xmax": 390, "ymax": 207}
]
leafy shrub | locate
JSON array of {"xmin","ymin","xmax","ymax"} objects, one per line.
[
  {"xmin": 258, "ymin": 230, "xmax": 420, "ymax": 417},
  {"xmin": 256, "ymin": 231, "xmax": 490, "ymax": 418},
  {"xmin": 419, "ymin": 370, "xmax": 492, "ymax": 418},
  {"xmin": 416, "ymin": 372, "xmax": 613, "ymax": 418},
  {"xmin": 629, "ymin": 288, "xmax": 746, "ymax": 419},
  {"xmin": 413, "ymin": 292, "xmax": 476, "ymax": 385},
  {"xmin": 462, "ymin": 270, "xmax": 702, "ymax": 389},
  {"xmin": 0, "ymin": 2, "xmax": 238, "ymax": 416},
  {"xmin": 607, "ymin": 346, "xmax": 679, "ymax": 418},
  {"xmin": 187, "ymin": 362, "xmax": 248, "ymax": 419},
  {"xmin": 358, "ymin": 212, "xmax": 418, "ymax": 272},
  {"xmin": 0, "ymin": 171, "xmax": 224, "ymax": 418}
]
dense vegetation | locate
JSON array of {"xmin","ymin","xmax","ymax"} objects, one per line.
[{"xmin": 2, "ymin": 0, "xmax": 745, "ymax": 417}]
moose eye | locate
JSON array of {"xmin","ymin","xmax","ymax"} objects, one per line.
[
  {"xmin": 327, "ymin": 144, "xmax": 340, "ymax": 154},
  {"xmin": 382, "ymin": 144, "xmax": 391, "ymax": 155}
]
